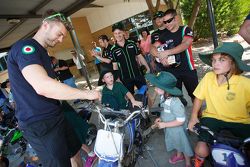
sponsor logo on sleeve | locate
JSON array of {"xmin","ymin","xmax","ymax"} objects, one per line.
[{"xmin": 22, "ymin": 45, "xmax": 35, "ymax": 55}]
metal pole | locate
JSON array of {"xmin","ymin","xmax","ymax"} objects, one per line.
[
  {"xmin": 206, "ymin": 0, "xmax": 218, "ymax": 48},
  {"xmin": 66, "ymin": 16, "xmax": 92, "ymax": 90}
]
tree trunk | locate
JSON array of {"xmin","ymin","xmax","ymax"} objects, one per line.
[
  {"xmin": 163, "ymin": 0, "xmax": 174, "ymax": 9},
  {"xmin": 188, "ymin": 0, "xmax": 202, "ymax": 29}
]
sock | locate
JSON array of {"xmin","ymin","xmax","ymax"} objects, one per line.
[
  {"xmin": 195, "ymin": 155, "xmax": 204, "ymax": 161},
  {"xmin": 88, "ymin": 151, "xmax": 95, "ymax": 157}
]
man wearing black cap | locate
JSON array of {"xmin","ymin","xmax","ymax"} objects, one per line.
[
  {"xmin": 111, "ymin": 23, "xmax": 150, "ymax": 94},
  {"xmin": 93, "ymin": 34, "xmax": 113, "ymax": 70},
  {"xmin": 151, "ymin": 11, "xmax": 169, "ymax": 72},
  {"xmin": 151, "ymin": 11, "xmax": 168, "ymax": 45}
]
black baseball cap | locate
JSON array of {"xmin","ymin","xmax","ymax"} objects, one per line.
[
  {"xmin": 112, "ymin": 22, "xmax": 124, "ymax": 32},
  {"xmin": 153, "ymin": 11, "xmax": 164, "ymax": 20}
]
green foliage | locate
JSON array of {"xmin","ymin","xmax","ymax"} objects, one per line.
[{"xmin": 180, "ymin": 0, "xmax": 250, "ymax": 39}]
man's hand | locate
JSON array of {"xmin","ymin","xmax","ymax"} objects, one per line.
[{"xmin": 160, "ymin": 57, "xmax": 169, "ymax": 67}]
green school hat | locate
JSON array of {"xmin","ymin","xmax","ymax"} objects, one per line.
[
  {"xmin": 199, "ymin": 42, "xmax": 250, "ymax": 72},
  {"xmin": 145, "ymin": 72, "xmax": 182, "ymax": 96}
]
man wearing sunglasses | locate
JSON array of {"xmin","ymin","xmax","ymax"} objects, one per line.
[
  {"xmin": 151, "ymin": 9, "xmax": 198, "ymax": 106},
  {"xmin": 7, "ymin": 9, "xmax": 100, "ymax": 167}
]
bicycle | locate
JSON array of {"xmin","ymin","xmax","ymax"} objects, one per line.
[{"xmin": 192, "ymin": 123, "xmax": 250, "ymax": 167}]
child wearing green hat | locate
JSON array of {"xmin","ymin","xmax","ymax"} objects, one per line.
[
  {"xmin": 188, "ymin": 42, "xmax": 250, "ymax": 167},
  {"xmin": 98, "ymin": 70, "xmax": 142, "ymax": 110},
  {"xmin": 146, "ymin": 72, "xmax": 193, "ymax": 167}
]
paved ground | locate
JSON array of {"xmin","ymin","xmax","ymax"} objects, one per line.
[{"xmin": 10, "ymin": 35, "xmax": 250, "ymax": 166}]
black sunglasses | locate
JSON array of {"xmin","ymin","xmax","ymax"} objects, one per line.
[{"xmin": 163, "ymin": 17, "xmax": 175, "ymax": 24}]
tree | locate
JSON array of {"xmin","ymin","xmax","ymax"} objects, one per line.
[{"xmin": 180, "ymin": 0, "xmax": 250, "ymax": 39}]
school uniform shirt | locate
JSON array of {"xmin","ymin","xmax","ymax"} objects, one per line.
[
  {"xmin": 111, "ymin": 40, "xmax": 142, "ymax": 80},
  {"xmin": 194, "ymin": 72, "xmax": 250, "ymax": 124}
]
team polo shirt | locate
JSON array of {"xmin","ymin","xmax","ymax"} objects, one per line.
[
  {"xmin": 7, "ymin": 38, "xmax": 61, "ymax": 126},
  {"xmin": 159, "ymin": 26, "xmax": 195, "ymax": 71},
  {"xmin": 194, "ymin": 72, "xmax": 250, "ymax": 124},
  {"xmin": 151, "ymin": 28, "xmax": 168, "ymax": 44},
  {"xmin": 111, "ymin": 40, "xmax": 142, "ymax": 80},
  {"xmin": 102, "ymin": 82, "xmax": 129, "ymax": 109},
  {"xmin": 101, "ymin": 44, "xmax": 113, "ymax": 70}
]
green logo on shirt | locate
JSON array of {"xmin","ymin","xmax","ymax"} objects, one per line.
[{"xmin": 22, "ymin": 45, "xmax": 35, "ymax": 55}]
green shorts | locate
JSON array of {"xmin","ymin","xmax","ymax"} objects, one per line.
[
  {"xmin": 199, "ymin": 117, "xmax": 250, "ymax": 144},
  {"xmin": 62, "ymin": 101, "xmax": 89, "ymax": 144}
]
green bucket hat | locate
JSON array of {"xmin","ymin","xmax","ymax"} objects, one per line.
[
  {"xmin": 145, "ymin": 72, "xmax": 182, "ymax": 96},
  {"xmin": 199, "ymin": 42, "xmax": 250, "ymax": 72}
]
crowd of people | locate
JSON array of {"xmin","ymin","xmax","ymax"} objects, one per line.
[{"xmin": 2, "ymin": 7, "xmax": 250, "ymax": 167}]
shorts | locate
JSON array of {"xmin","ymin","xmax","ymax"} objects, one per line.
[
  {"xmin": 20, "ymin": 114, "xmax": 81, "ymax": 167},
  {"xmin": 62, "ymin": 101, "xmax": 89, "ymax": 144},
  {"xmin": 199, "ymin": 117, "xmax": 250, "ymax": 144},
  {"xmin": 122, "ymin": 75, "xmax": 146, "ymax": 94}
]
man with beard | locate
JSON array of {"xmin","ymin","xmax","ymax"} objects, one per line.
[{"xmin": 7, "ymin": 10, "xmax": 100, "ymax": 167}]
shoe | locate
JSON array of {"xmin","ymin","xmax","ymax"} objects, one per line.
[
  {"xmin": 169, "ymin": 154, "xmax": 185, "ymax": 164},
  {"xmin": 85, "ymin": 154, "xmax": 97, "ymax": 167},
  {"xmin": 73, "ymin": 99, "xmax": 81, "ymax": 104},
  {"xmin": 179, "ymin": 97, "xmax": 188, "ymax": 106},
  {"xmin": 192, "ymin": 156, "xmax": 204, "ymax": 167}
]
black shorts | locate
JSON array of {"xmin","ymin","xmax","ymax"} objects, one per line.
[
  {"xmin": 199, "ymin": 117, "xmax": 250, "ymax": 144},
  {"xmin": 20, "ymin": 114, "xmax": 81, "ymax": 167},
  {"xmin": 122, "ymin": 75, "xmax": 146, "ymax": 94}
]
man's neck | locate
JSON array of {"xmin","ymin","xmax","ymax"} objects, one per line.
[
  {"xmin": 159, "ymin": 26, "xmax": 165, "ymax": 30},
  {"xmin": 33, "ymin": 31, "xmax": 46, "ymax": 48},
  {"xmin": 170, "ymin": 24, "xmax": 179, "ymax": 33},
  {"xmin": 117, "ymin": 39, "xmax": 125, "ymax": 47}
]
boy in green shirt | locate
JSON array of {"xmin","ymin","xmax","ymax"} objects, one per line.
[{"xmin": 98, "ymin": 70, "xmax": 142, "ymax": 110}]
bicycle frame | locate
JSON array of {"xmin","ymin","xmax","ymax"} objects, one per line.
[{"xmin": 94, "ymin": 105, "xmax": 148, "ymax": 167}]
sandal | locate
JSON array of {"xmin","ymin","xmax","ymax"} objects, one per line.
[{"xmin": 169, "ymin": 154, "xmax": 185, "ymax": 164}]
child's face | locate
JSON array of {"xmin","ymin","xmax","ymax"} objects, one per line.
[
  {"xmin": 155, "ymin": 87, "xmax": 164, "ymax": 95},
  {"xmin": 211, "ymin": 53, "xmax": 233, "ymax": 75},
  {"xmin": 102, "ymin": 72, "xmax": 114, "ymax": 85}
]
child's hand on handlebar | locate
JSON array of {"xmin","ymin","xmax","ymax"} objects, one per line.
[
  {"xmin": 188, "ymin": 116, "xmax": 199, "ymax": 132},
  {"xmin": 132, "ymin": 100, "xmax": 143, "ymax": 108}
]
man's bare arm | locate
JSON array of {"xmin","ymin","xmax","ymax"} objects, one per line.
[
  {"xmin": 22, "ymin": 64, "xmax": 100, "ymax": 100},
  {"xmin": 239, "ymin": 19, "xmax": 250, "ymax": 44},
  {"xmin": 137, "ymin": 54, "xmax": 150, "ymax": 73}
]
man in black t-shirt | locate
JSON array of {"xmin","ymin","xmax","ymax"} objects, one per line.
[
  {"xmin": 7, "ymin": 10, "xmax": 100, "ymax": 167},
  {"xmin": 151, "ymin": 11, "xmax": 168, "ymax": 72},
  {"xmin": 92, "ymin": 34, "xmax": 113, "ymax": 70},
  {"xmin": 51, "ymin": 56, "xmax": 78, "ymax": 88},
  {"xmin": 151, "ymin": 9, "xmax": 198, "ymax": 105},
  {"xmin": 111, "ymin": 23, "xmax": 150, "ymax": 94}
]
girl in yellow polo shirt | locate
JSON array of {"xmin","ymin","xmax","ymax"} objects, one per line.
[{"xmin": 188, "ymin": 42, "xmax": 250, "ymax": 167}]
